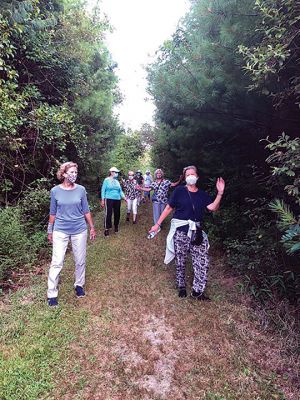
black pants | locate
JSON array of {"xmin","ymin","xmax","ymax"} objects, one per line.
[{"xmin": 104, "ymin": 199, "xmax": 121, "ymax": 229}]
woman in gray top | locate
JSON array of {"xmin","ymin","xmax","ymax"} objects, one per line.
[{"xmin": 47, "ymin": 162, "xmax": 96, "ymax": 307}]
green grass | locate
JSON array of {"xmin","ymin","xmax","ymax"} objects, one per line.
[
  {"xmin": 0, "ymin": 205, "xmax": 298, "ymax": 399},
  {"xmin": 0, "ymin": 283, "xmax": 89, "ymax": 400}
]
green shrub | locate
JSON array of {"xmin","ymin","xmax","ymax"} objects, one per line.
[
  {"xmin": 0, "ymin": 207, "xmax": 32, "ymax": 280},
  {"xmin": 29, "ymin": 230, "xmax": 50, "ymax": 259},
  {"xmin": 225, "ymin": 228, "xmax": 299, "ymax": 302},
  {"xmin": 20, "ymin": 179, "xmax": 50, "ymax": 231}
]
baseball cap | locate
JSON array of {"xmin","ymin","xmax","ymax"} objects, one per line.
[{"xmin": 109, "ymin": 166, "xmax": 120, "ymax": 172}]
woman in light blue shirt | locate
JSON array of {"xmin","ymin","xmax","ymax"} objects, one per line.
[
  {"xmin": 47, "ymin": 162, "xmax": 96, "ymax": 307},
  {"xmin": 100, "ymin": 166, "xmax": 126, "ymax": 236}
]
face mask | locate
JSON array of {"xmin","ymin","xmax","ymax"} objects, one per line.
[
  {"xmin": 113, "ymin": 172, "xmax": 119, "ymax": 179},
  {"xmin": 156, "ymin": 174, "xmax": 162, "ymax": 179},
  {"xmin": 128, "ymin": 176, "xmax": 134, "ymax": 180},
  {"xmin": 186, "ymin": 175, "xmax": 198, "ymax": 185},
  {"xmin": 65, "ymin": 172, "xmax": 77, "ymax": 183}
]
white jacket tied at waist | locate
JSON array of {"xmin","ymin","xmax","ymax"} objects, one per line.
[{"xmin": 164, "ymin": 218, "xmax": 209, "ymax": 264}]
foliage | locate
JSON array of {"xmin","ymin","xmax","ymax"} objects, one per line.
[
  {"xmin": 109, "ymin": 131, "xmax": 145, "ymax": 176},
  {"xmin": 20, "ymin": 178, "xmax": 52, "ymax": 231},
  {"xmin": 139, "ymin": 123, "xmax": 156, "ymax": 149},
  {"xmin": 238, "ymin": 0, "xmax": 300, "ymax": 108},
  {"xmin": 0, "ymin": 207, "xmax": 32, "ymax": 280},
  {"xmin": 269, "ymin": 200, "xmax": 300, "ymax": 254},
  {"xmin": 147, "ymin": 0, "xmax": 284, "ymax": 181},
  {"xmin": 0, "ymin": 0, "xmax": 123, "ymax": 279},
  {"xmin": 147, "ymin": 0, "xmax": 299, "ymax": 302},
  {"xmin": 0, "ymin": 0, "xmax": 121, "ymax": 205},
  {"xmin": 264, "ymin": 134, "xmax": 300, "ymax": 203},
  {"xmin": 264, "ymin": 134, "xmax": 300, "ymax": 254},
  {"xmin": 225, "ymin": 229, "xmax": 294, "ymax": 301}
]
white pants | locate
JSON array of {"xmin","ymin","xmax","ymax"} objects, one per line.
[
  {"xmin": 47, "ymin": 230, "xmax": 87, "ymax": 298},
  {"xmin": 127, "ymin": 198, "xmax": 138, "ymax": 215}
]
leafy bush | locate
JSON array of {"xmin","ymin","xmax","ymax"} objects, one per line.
[
  {"xmin": 29, "ymin": 230, "xmax": 50, "ymax": 259},
  {"xmin": 205, "ymin": 206, "xmax": 249, "ymax": 245},
  {"xmin": 20, "ymin": 179, "xmax": 51, "ymax": 231},
  {"xmin": 0, "ymin": 204, "xmax": 51, "ymax": 281},
  {"xmin": 264, "ymin": 134, "xmax": 300, "ymax": 255},
  {"xmin": 0, "ymin": 207, "xmax": 32, "ymax": 280},
  {"xmin": 225, "ymin": 227, "xmax": 299, "ymax": 302}
]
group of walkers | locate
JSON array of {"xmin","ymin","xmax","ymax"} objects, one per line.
[
  {"xmin": 100, "ymin": 167, "xmax": 146, "ymax": 234},
  {"xmin": 100, "ymin": 167, "xmax": 183, "ymax": 236},
  {"xmin": 47, "ymin": 162, "xmax": 225, "ymax": 307}
]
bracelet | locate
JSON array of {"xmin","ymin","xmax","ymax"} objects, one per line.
[
  {"xmin": 156, "ymin": 222, "xmax": 161, "ymax": 227},
  {"xmin": 217, "ymin": 192, "xmax": 224, "ymax": 196},
  {"xmin": 47, "ymin": 222, "xmax": 54, "ymax": 234}
]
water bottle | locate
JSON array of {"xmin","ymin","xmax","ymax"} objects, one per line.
[
  {"xmin": 147, "ymin": 227, "xmax": 160, "ymax": 239},
  {"xmin": 147, "ymin": 231, "xmax": 156, "ymax": 239}
]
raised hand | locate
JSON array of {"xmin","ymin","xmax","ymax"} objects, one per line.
[{"xmin": 216, "ymin": 177, "xmax": 225, "ymax": 194}]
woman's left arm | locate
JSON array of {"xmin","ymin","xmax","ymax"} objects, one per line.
[
  {"xmin": 84, "ymin": 212, "xmax": 96, "ymax": 240},
  {"xmin": 207, "ymin": 177, "xmax": 225, "ymax": 212},
  {"xmin": 81, "ymin": 189, "xmax": 96, "ymax": 239}
]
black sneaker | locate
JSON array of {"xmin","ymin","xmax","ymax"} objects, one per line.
[
  {"xmin": 178, "ymin": 287, "xmax": 187, "ymax": 298},
  {"xmin": 48, "ymin": 297, "xmax": 58, "ymax": 307},
  {"xmin": 114, "ymin": 226, "xmax": 119, "ymax": 233},
  {"xmin": 191, "ymin": 290, "xmax": 211, "ymax": 301},
  {"xmin": 104, "ymin": 229, "xmax": 109, "ymax": 237},
  {"xmin": 126, "ymin": 215, "xmax": 130, "ymax": 222},
  {"xmin": 75, "ymin": 285, "xmax": 85, "ymax": 297},
  {"xmin": 133, "ymin": 220, "xmax": 137, "ymax": 224}
]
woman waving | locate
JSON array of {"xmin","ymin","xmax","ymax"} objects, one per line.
[{"xmin": 148, "ymin": 166, "xmax": 225, "ymax": 300}]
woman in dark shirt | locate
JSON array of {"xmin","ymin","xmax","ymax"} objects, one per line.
[{"xmin": 148, "ymin": 166, "xmax": 225, "ymax": 300}]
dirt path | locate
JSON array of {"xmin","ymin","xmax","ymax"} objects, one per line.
[
  {"xmin": 1, "ymin": 204, "xmax": 298, "ymax": 400},
  {"xmin": 52, "ymin": 203, "xmax": 298, "ymax": 400}
]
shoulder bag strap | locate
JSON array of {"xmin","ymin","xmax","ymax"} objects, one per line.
[{"xmin": 186, "ymin": 186, "xmax": 197, "ymax": 222}]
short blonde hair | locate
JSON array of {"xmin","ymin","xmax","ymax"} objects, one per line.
[
  {"xmin": 154, "ymin": 168, "xmax": 164, "ymax": 179},
  {"xmin": 57, "ymin": 161, "xmax": 78, "ymax": 181}
]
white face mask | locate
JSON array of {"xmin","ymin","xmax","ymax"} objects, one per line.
[
  {"xmin": 186, "ymin": 175, "xmax": 198, "ymax": 185},
  {"xmin": 128, "ymin": 176, "xmax": 134, "ymax": 180}
]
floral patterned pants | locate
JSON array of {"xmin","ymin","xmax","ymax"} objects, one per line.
[{"xmin": 173, "ymin": 230, "xmax": 209, "ymax": 293}]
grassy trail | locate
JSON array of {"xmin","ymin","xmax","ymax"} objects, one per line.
[{"xmin": 0, "ymin": 204, "xmax": 298, "ymax": 399}]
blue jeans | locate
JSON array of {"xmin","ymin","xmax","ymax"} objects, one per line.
[{"xmin": 152, "ymin": 201, "xmax": 166, "ymax": 225}]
